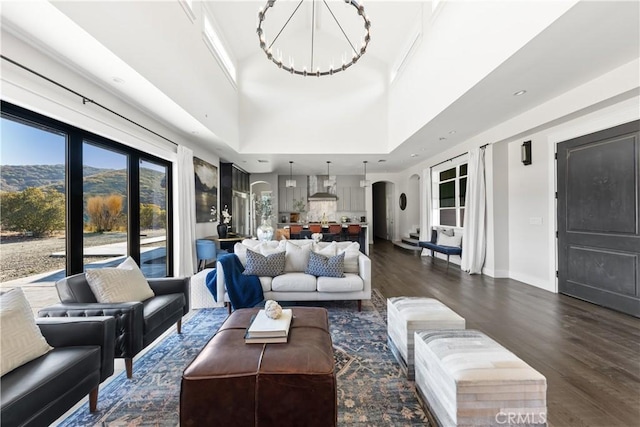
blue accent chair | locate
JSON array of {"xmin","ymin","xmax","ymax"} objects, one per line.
[{"xmin": 196, "ymin": 239, "xmax": 227, "ymax": 271}]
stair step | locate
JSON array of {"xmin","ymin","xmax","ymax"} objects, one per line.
[
  {"xmin": 409, "ymin": 232, "xmax": 420, "ymax": 240},
  {"xmin": 393, "ymin": 241, "xmax": 423, "ymax": 252},
  {"xmin": 402, "ymin": 237, "xmax": 420, "ymax": 246}
]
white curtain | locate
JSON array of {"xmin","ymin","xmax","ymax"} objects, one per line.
[
  {"xmin": 175, "ymin": 145, "xmax": 196, "ymax": 277},
  {"xmin": 421, "ymin": 168, "xmax": 434, "ymax": 256},
  {"xmin": 461, "ymin": 147, "xmax": 487, "ymax": 274}
]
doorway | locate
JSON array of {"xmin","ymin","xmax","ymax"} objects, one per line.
[
  {"xmin": 373, "ymin": 181, "xmax": 395, "ymax": 241},
  {"xmin": 557, "ymin": 120, "xmax": 639, "ymax": 317}
]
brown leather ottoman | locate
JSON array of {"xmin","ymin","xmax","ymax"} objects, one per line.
[{"xmin": 180, "ymin": 307, "xmax": 336, "ymax": 427}]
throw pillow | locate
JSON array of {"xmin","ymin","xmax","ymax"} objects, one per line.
[
  {"xmin": 86, "ymin": 257, "xmax": 155, "ymax": 303},
  {"xmin": 439, "ymin": 227, "xmax": 455, "ymax": 237},
  {"xmin": 285, "ymin": 241, "xmax": 311, "ymax": 272},
  {"xmin": 436, "ymin": 232, "xmax": 462, "ymax": 248},
  {"xmin": 337, "ymin": 242, "xmax": 360, "ymax": 273},
  {"xmin": 312, "ymin": 241, "xmax": 337, "ymax": 257},
  {"xmin": 242, "ymin": 249, "xmax": 286, "ymax": 277},
  {"xmin": 235, "ymin": 240, "xmax": 285, "ymax": 266},
  {"xmin": 1, "ymin": 288, "xmax": 52, "ymax": 376},
  {"xmin": 305, "ymin": 251, "xmax": 345, "ymax": 278}
]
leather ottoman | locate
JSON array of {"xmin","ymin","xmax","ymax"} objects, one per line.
[{"xmin": 181, "ymin": 307, "xmax": 336, "ymax": 427}]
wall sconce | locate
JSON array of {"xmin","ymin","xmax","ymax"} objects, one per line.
[{"xmin": 521, "ymin": 140, "xmax": 532, "ymax": 165}]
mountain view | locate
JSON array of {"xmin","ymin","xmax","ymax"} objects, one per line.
[{"xmin": 1, "ymin": 164, "xmax": 166, "ymax": 207}]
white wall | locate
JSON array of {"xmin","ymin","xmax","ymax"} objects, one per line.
[{"xmin": 389, "ymin": 59, "xmax": 639, "ymax": 292}]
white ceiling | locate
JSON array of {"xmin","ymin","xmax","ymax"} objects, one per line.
[{"xmin": 1, "ymin": 0, "xmax": 639, "ymax": 175}]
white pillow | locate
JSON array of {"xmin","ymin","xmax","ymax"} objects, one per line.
[
  {"xmin": 285, "ymin": 241, "xmax": 312, "ymax": 272},
  {"xmin": 436, "ymin": 232, "xmax": 462, "ymax": 248},
  {"xmin": 313, "ymin": 241, "xmax": 337, "ymax": 257},
  {"xmin": 235, "ymin": 241, "xmax": 285, "ymax": 266},
  {"xmin": 1, "ymin": 288, "xmax": 52, "ymax": 376},
  {"xmin": 85, "ymin": 257, "xmax": 155, "ymax": 303},
  {"xmin": 337, "ymin": 242, "xmax": 360, "ymax": 273}
]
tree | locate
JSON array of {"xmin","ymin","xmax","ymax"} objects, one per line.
[
  {"xmin": 140, "ymin": 203, "xmax": 166, "ymax": 229},
  {"xmin": 86, "ymin": 194, "xmax": 123, "ymax": 232},
  {"xmin": 0, "ymin": 187, "xmax": 65, "ymax": 236}
]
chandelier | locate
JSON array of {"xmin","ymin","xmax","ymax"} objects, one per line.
[{"xmin": 257, "ymin": 0, "xmax": 371, "ymax": 76}]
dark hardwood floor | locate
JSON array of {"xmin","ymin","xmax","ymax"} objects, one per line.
[{"xmin": 369, "ymin": 240, "xmax": 640, "ymax": 427}]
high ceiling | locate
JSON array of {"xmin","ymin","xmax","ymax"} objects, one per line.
[{"xmin": 2, "ymin": 1, "xmax": 638, "ymax": 175}]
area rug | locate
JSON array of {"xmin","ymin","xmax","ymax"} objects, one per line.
[{"xmin": 60, "ymin": 289, "xmax": 428, "ymax": 426}]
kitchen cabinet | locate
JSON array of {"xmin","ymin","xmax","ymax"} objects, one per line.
[
  {"xmin": 350, "ymin": 186, "xmax": 365, "ymax": 211},
  {"xmin": 336, "ymin": 186, "xmax": 365, "ymax": 211},
  {"xmin": 278, "ymin": 186, "xmax": 307, "ymax": 212}
]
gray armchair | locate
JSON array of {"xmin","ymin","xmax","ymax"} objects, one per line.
[
  {"xmin": 1, "ymin": 316, "xmax": 115, "ymax": 427},
  {"xmin": 38, "ymin": 274, "xmax": 190, "ymax": 378}
]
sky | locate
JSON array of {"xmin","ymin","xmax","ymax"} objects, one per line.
[{"xmin": 1, "ymin": 117, "xmax": 126, "ymax": 169}]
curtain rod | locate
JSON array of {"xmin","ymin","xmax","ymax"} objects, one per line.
[
  {"xmin": 1, "ymin": 55, "xmax": 179, "ymax": 147},
  {"xmin": 430, "ymin": 143, "xmax": 489, "ymax": 169}
]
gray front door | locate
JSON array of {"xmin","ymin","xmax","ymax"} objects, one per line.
[{"xmin": 557, "ymin": 120, "xmax": 640, "ymax": 317}]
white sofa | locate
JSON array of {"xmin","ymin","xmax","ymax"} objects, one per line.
[{"xmin": 215, "ymin": 239, "xmax": 371, "ymax": 311}]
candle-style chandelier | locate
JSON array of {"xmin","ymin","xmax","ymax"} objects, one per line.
[{"xmin": 257, "ymin": 0, "xmax": 371, "ymax": 77}]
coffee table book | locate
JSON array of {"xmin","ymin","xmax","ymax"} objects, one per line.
[
  {"xmin": 247, "ymin": 308, "xmax": 293, "ymax": 337},
  {"xmin": 244, "ymin": 331, "xmax": 288, "ymax": 344}
]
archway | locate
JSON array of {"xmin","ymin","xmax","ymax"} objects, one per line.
[{"xmin": 250, "ymin": 180, "xmax": 273, "ymax": 237}]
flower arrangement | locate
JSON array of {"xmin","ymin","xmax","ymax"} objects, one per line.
[
  {"xmin": 221, "ymin": 205, "xmax": 232, "ymax": 224},
  {"xmin": 209, "ymin": 205, "xmax": 217, "ymax": 222},
  {"xmin": 256, "ymin": 196, "xmax": 273, "ymax": 220}
]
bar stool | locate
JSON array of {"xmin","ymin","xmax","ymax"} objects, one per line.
[
  {"xmin": 346, "ymin": 224, "xmax": 361, "ymax": 242},
  {"xmin": 328, "ymin": 224, "xmax": 343, "ymax": 241},
  {"xmin": 289, "ymin": 224, "xmax": 303, "ymax": 239},
  {"xmin": 309, "ymin": 224, "xmax": 322, "ymax": 233}
]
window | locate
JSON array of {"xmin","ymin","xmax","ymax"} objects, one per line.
[
  {"xmin": 432, "ymin": 162, "xmax": 467, "ymax": 227},
  {"xmin": 203, "ymin": 12, "xmax": 237, "ymax": 87},
  {"xmin": 1, "ymin": 101, "xmax": 174, "ymax": 283}
]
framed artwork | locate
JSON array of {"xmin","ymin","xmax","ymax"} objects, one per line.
[{"xmin": 194, "ymin": 157, "xmax": 218, "ymax": 223}]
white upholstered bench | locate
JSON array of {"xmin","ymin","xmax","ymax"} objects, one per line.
[
  {"xmin": 414, "ymin": 330, "xmax": 547, "ymax": 427},
  {"xmin": 387, "ymin": 297, "xmax": 465, "ymax": 379}
]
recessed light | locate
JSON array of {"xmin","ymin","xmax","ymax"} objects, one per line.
[
  {"xmin": 257, "ymin": 159, "xmax": 269, "ymax": 163},
  {"xmin": 448, "ymin": 130, "xmax": 456, "ymax": 135},
  {"xmin": 112, "ymin": 77, "xmax": 125, "ymax": 84},
  {"xmin": 378, "ymin": 159, "xmax": 386, "ymax": 163},
  {"xmin": 513, "ymin": 90, "xmax": 527, "ymax": 96},
  {"xmin": 439, "ymin": 137, "xmax": 446, "ymax": 141},
  {"xmin": 191, "ymin": 130, "xmax": 199, "ymax": 135},
  {"xmin": 410, "ymin": 153, "xmax": 418, "ymax": 157}
]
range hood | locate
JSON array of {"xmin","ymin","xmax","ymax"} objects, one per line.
[
  {"xmin": 307, "ymin": 175, "xmax": 338, "ymax": 201},
  {"xmin": 308, "ymin": 191, "xmax": 338, "ymax": 201}
]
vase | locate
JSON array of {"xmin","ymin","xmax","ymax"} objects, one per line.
[
  {"xmin": 217, "ymin": 223, "xmax": 228, "ymax": 238},
  {"xmin": 257, "ymin": 218, "xmax": 274, "ymax": 241}
]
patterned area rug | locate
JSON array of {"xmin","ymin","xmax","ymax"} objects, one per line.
[{"xmin": 60, "ymin": 290, "xmax": 428, "ymax": 426}]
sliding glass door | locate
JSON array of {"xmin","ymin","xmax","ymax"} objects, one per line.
[{"xmin": 1, "ymin": 101, "xmax": 174, "ymax": 282}]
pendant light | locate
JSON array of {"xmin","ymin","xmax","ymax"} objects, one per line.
[
  {"xmin": 323, "ymin": 161, "xmax": 335, "ymax": 187},
  {"xmin": 360, "ymin": 160, "xmax": 370, "ymax": 187},
  {"xmin": 286, "ymin": 161, "xmax": 296, "ymax": 187}
]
